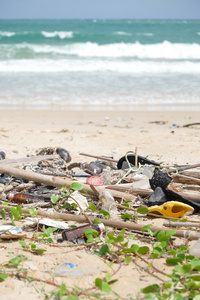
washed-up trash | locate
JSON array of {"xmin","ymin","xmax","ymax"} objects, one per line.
[
  {"xmin": 148, "ymin": 187, "xmax": 168, "ymax": 207},
  {"xmin": 148, "ymin": 201, "xmax": 194, "ymax": 218},
  {"xmin": 99, "ymin": 190, "xmax": 118, "ymax": 216},
  {"xmin": 86, "ymin": 175, "xmax": 103, "ymax": 186},
  {"xmin": 0, "ymin": 151, "xmax": 6, "ymax": 160},
  {"xmin": 61, "ymin": 223, "xmax": 105, "ymax": 242},
  {"xmin": 22, "ymin": 217, "xmax": 69, "ymax": 230},
  {"xmin": 117, "ymin": 154, "xmax": 160, "ymax": 169},
  {"xmin": 149, "ymin": 168, "xmax": 172, "ymax": 191},
  {"xmin": 53, "ymin": 262, "xmax": 96, "ymax": 277},
  {"xmin": 165, "ymin": 189, "xmax": 200, "ymax": 212},
  {"xmin": 56, "ymin": 147, "xmax": 71, "ymax": 163},
  {"xmin": 8, "ymin": 192, "xmax": 50, "ymax": 204},
  {"xmin": 0, "ymin": 225, "xmax": 22, "ymax": 238},
  {"xmin": 68, "ymin": 191, "xmax": 89, "ymax": 211},
  {"xmin": 87, "ymin": 161, "xmax": 103, "ymax": 174},
  {"xmin": 189, "ymin": 238, "xmax": 200, "ymax": 259}
]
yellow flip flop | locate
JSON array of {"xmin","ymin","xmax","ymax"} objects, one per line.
[{"xmin": 148, "ymin": 201, "xmax": 194, "ymax": 218}]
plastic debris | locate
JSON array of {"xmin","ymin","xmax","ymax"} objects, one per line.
[
  {"xmin": 99, "ymin": 190, "xmax": 118, "ymax": 216},
  {"xmin": 0, "ymin": 225, "xmax": 22, "ymax": 239},
  {"xmin": 53, "ymin": 262, "xmax": 96, "ymax": 277},
  {"xmin": 22, "ymin": 217, "xmax": 69, "ymax": 230},
  {"xmin": 86, "ymin": 175, "xmax": 103, "ymax": 186},
  {"xmin": 148, "ymin": 201, "xmax": 194, "ymax": 218},
  {"xmin": 68, "ymin": 191, "xmax": 89, "ymax": 211},
  {"xmin": 189, "ymin": 238, "xmax": 200, "ymax": 259}
]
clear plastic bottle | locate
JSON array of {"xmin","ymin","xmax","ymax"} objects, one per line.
[{"xmin": 189, "ymin": 238, "xmax": 200, "ymax": 259}]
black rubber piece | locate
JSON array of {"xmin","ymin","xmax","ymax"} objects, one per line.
[{"xmin": 117, "ymin": 154, "xmax": 160, "ymax": 169}]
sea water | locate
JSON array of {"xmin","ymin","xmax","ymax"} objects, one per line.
[{"xmin": 0, "ymin": 19, "xmax": 200, "ymax": 111}]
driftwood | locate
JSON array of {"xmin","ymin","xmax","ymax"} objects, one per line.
[
  {"xmin": 106, "ymin": 185, "xmax": 153, "ymax": 197},
  {"xmin": 180, "ymin": 170, "xmax": 200, "ymax": 179},
  {"xmin": 167, "ymin": 163, "xmax": 200, "ymax": 174},
  {"xmin": 164, "ymin": 221, "xmax": 200, "ymax": 228},
  {"xmin": 0, "ymin": 155, "xmax": 59, "ymax": 167},
  {"xmin": 183, "ymin": 122, "xmax": 200, "ymax": 128},
  {"xmin": 1, "ymin": 204, "xmax": 200, "ymax": 240},
  {"xmin": 79, "ymin": 152, "xmax": 118, "ymax": 163},
  {"xmin": 0, "ymin": 164, "xmax": 136, "ymax": 201},
  {"xmin": 172, "ymin": 174, "xmax": 200, "ymax": 185}
]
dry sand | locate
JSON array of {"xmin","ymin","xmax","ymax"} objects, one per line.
[{"xmin": 0, "ymin": 110, "xmax": 200, "ymax": 299}]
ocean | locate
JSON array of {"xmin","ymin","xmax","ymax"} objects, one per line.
[{"xmin": 0, "ymin": 19, "xmax": 200, "ymax": 111}]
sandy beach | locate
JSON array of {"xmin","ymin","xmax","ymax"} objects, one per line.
[{"xmin": 0, "ymin": 110, "xmax": 200, "ymax": 299}]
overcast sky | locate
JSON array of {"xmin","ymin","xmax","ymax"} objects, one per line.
[{"xmin": 0, "ymin": 0, "xmax": 200, "ymax": 19}]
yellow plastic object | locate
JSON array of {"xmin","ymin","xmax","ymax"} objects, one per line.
[{"xmin": 148, "ymin": 201, "xmax": 194, "ymax": 218}]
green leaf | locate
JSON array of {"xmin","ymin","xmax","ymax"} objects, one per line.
[
  {"xmin": 124, "ymin": 257, "xmax": 132, "ymax": 263},
  {"xmin": 10, "ymin": 207, "xmax": 22, "ymax": 221},
  {"xmin": 129, "ymin": 234, "xmax": 137, "ymax": 240},
  {"xmin": 180, "ymin": 264, "xmax": 192, "ymax": 274},
  {"xmin": 191, "ymin": 259, "xmax": 200, "ymax": 271},
  {"xmin": 165, "ymin": 230, "xmax": 176, "ymax": 238},
  {"xmin": 70, "ymin": 182, "xmax": 83, "ymax": 191},
  {"xmin": 65, "ymin": 297, "xmax": 78, "ymax": 300},
  {"xmin": 19, "ymin": 239, "xmax": 28, "ymax": 249},
  {"xmin": 137, "ymin": 246, "xmax": 150, "ymax": 255},
  {"xmin": 99, "ymin": 209, "xmax": 110, "ymax": 219},
  {"xmin": 95, "ymin": 278, "xmax": 111, "ymax": 293},
  {"xmin": 141, "ymin": 284, "xmax": 160, "ymax": 294},
  {"xmin": 174, "ymin": 293, "xmax": 184, "ymax": 300},
  {"xmin": 84, "ymin": 228, "xmax": 98, "ymax": 237},
  {"xmin": 94, "ymin": 218, "xmax": 102, "ymax": 225},
  {"xmin": 89, "ymin": 203, "xmax": 96, "ymax": 212},
  {"xmin": 121, "ymin": 213, "xmax": 132, "ymax": 220},
  {"xmin": 95, "ymin": 244, "xmax": 110, "ymax": 257},
  {"xmin": 137, "ymin": 207, "xmax": 149, "ymax": 214},
  {"xmin": 51, "ymin": 195, "xmax": 59, "ymax": 204},
  {"xmin": 29, "ymin": 208, "xmax": 37, "ymax": 217},
  {"xmin": 131, "ymin": 244, "xmax": 140, "ymax": 252},
  {"xmin": 166, "ymin": 257, "xmax": 183, "ymax": 265},
  {"xmin": 156, "ymin": 231, "xmax": 166, "ymax": 241},
  {"xmin": 105, "ymin": 272, "xmax": 111, "ymax": 282},
  {"xmin": 9, "ymin": 256, "xmax": 22, "ymax": 266},
  {"xmin": 0, "ymin": 273, "xmax": 8, "ymax": 281}
]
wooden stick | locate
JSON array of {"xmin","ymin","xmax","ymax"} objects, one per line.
[
  {"xmin": 0, "ymin": 155, "xmax": 59, "ymax": 166},
  {"xmin": 164, "ymin": 221, "xmax": 200, "ymax": 228},
  {"xmin": 1, "ymin": 205, "xmax": 200, "ymax": 240},
  {"xmin": 79, "ymin": 152, "xmax": 118, "ymax": 163},
  {"xmin": 167, "ymin": 163, "xmax": 200, "ymax": 174},
  {"xmin": 180, "ymin": 170, "xmax": 200, "ymax": 179},
  {"xmin": 0, "ymin": 164, "xmax": 135, "ymax": 201},
  {"xmin": 172, "ymin": 174, "xmax": 200, "ymax": 185}
]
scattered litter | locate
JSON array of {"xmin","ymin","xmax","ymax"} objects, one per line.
[
  {"xmin": 148, "ymin": 201, "xmax": 194, "ymax": 218},
  {"xmin": 22, "ymin": 217, "xmax": 69, "ymax": 230},
  {"xmin": 0, "ymin": 225, "xmax": 22, "ymax": 239},
  {"xmin": 99, "ymin": 190, "xmax": 118, "ymax": 216},
  {"xmin": 53, "ymin": 262, "xmax": 96, "ymax": 277},
  {"xmin": 61, "ymin": 223, "xmax": 105, "ymax": 242},
  {"xmin": 68, "ymin": 191, "xmax": 89, "ymax": 211},
  {"xmin": 189, "ymin": 238, "xmax": 200, "ymax": 259}
]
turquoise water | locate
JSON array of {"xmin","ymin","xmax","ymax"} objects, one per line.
[{"xmin": 0, "ymin": 19, "xmax": 200, "ymax": 110}]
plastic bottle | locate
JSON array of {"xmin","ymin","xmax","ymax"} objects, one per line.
[
  {"xmin": 8, "ymin": 192, "xmax": 48, "ymax": 204},
  {"xmin": 189, "ymin": 238, "xmax": 200, "ymax": 259},
  {"xmin": 99, "ymin": 190, "xmax": 118, "ymax": 216},
  {"xmin": 62, "ymin": 223, "xmax": 105, "ymax": 241}
]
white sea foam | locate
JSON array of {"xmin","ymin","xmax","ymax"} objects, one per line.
[
  {"xmin": 113, "ymin": 31, "xmax": 131, "ymax": 36},
  {"xmin": 0, "ymin": 31, "xmax": 15, "ymax": 37},
  {"xmin": 136, "ymin": 33, "xmax": 154, "ymax": 36},
  {"xmin": 9, "ymin": 41, "xmax": 200, "ymax": 60},
  {"xmin": 41, "ymin": 31, "xmax": 73, "ymax": 39},
  {"xmin": 1, "ymin": 58, "xmax": 200, "ymax": 74}
]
